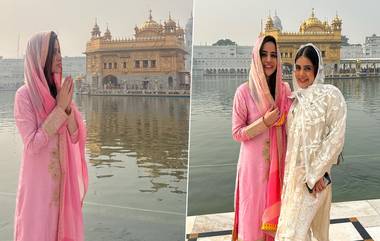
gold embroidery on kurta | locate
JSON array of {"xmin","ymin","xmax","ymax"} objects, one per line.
[
  {"xmin": 42, "ymin": 107, "xmax": 67, "ymax": 136},
  {"xmin": 262, "ymin": 139, "xmax": 270, "ymax": 163},
  {"xmin": 48, "ymin": 147, "xmax": 61, "ymax": 206},
  {"xmin": 262, "ymin": 139, "xmax": 270, "ymax": 181}
]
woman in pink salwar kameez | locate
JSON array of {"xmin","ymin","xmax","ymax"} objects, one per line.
[
  {"xmin": 13, "ymin": 31, "xmax": 88, "ymax": 241},
  {"xmin": 232, "ymin": 35, "xmax": 292, "ymax": 241}
]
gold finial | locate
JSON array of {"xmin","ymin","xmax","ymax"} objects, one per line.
[
  {"xmin": 149, "ymin": 9, "xmax": 152, "ymax": 21},
  {"xmin": 312, "ymin": 8, "xmax": 315, "ymax": 17},
  {"xmin": 169, "ymin": 11, "xmax": 172, "ymax": 20}
]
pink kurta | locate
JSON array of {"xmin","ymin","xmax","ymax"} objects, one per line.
[
  {"xmin": 232, "ymin": 82, "xmax": 272, "ymax": 241},
  {"xmin": 14, "ymin": 85, "xmax": 82, "ymax": 241},
  {"xmin": 13, "ymin": 32, "xmax": 88, "ymax": 241}
]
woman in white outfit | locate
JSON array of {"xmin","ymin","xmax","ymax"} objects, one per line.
[{"xmin": 276, "ymin": 44, "xmax": 347, "ymax": 241}]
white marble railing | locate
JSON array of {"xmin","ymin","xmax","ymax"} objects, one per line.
[{"xmin": 87, "ymin": 89, "xmax": 190, "ymax": 96}]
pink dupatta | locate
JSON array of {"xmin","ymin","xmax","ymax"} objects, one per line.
[
  {"xmin": 249, "ymin": 36, "xmax": 291, "ymax": 237},
  {"xmin": 24, "ymin": 32, "xmax": 88, "ymax": 241}
]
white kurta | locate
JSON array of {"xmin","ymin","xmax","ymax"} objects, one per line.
[{"xmin": 276, "ymin": 83, "xmax": 347, "ymax": 241}]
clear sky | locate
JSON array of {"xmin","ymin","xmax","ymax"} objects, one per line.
[
  {"xmin": 193, "ymin": 0, "xmax": 379, "ymax": 46},
  {"xmin": 0, "ymin": 0, "xmax": 193, "ymax": 58}
]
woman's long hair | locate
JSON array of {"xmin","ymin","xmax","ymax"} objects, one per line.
[{"xmin": 43, "ymin": 31, "xmax": 58, "ymax": 98}]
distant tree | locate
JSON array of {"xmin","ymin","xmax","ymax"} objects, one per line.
[{"xmin": 212, "ymin": 39, "xmax": 237, "ymax": 46}]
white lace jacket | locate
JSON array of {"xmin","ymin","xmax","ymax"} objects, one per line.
[{"xmin": 284, "ymin": 83, "xmax": 347, "ymax": 191}]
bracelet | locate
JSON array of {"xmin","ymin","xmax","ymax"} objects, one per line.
[{"xmin": 262, "ymin": 116, "xmax": 269, "ymax": 127}]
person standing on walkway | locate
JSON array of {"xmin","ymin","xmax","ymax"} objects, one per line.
[
  {"xmin": 14, "ymin": 31, "xmax": 88, "ymax": 241},
  {"xmin": 276, "ymin": 44, "xmax": 347, "ymax": 241},
  {"xmin": 232, "ymin": 35, "xmax": 292, "ymax": 241}
]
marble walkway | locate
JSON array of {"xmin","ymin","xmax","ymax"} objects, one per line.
[{"xmin": 186, "ymin": 199, "xmax": 380, "ymax": 241}]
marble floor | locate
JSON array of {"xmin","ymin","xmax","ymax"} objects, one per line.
[{"xmin": 186, "ymin": 199, "xmax": 380, "ymax": 241}]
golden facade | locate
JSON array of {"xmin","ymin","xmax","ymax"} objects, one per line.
[
  {"xmin": 262, "ymin": 9, "xmax": 342, "ymax": 74},
  {"xmin": 85, "ymin": 11, "xmax": 189, "ymax": 92}
]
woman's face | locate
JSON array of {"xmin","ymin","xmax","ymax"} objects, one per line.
[
  {"xmin": 260, "ymin": 41, "xmax": 277, "ymax": 78},
  {"xmin": 294, "ymin": 56, "xmax": 315, "ymax": 89},
  {"xmin": 51, "ymin": 39, "xmax": 62, "ymax": 74}
]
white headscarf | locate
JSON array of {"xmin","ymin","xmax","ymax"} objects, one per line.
[
  {"xmin": 292, "ymin": 43, "xmax": 324, "ymax": 95},
  {"xmin": 291, "ymin": 43, "xmax": 325, "ymax": 183}
]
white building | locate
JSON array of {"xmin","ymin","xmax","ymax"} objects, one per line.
[
  {"xmin": 272, "ymin": 11, "xmax": 283, "ymax": 31},
  {"xmin": 192, "ymin": 45, "xmax": 252, "ymax": 76},
  {"xmin": 0, "ymin": 58, "xmax": 24, "ymax": 90},
  {"xmin": 0, "ymin": 57, "xmax": 85, "ymax": 90},
  {"xmin": 61, "ymin": 56, "xmax": 86, "ymax": 78},
  {"xmin": 364, "ymin": 34, "xmax": 380, "ymax": 58},
  {"xmin": 341, "ymin": 44, "xmax": 363, "ymax": 59}
]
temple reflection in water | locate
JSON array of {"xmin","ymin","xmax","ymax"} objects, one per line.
[{"xmin": 74, "ymin": 95, "xmax": 189, "ymax": 193}]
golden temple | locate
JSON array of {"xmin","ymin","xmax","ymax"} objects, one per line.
[
  {"xmin": 262, "ymin": 8, "xmax": 342, "ymax": 74},
  {"xmin": 84, "ymin": 10, "xmax": 190, "ymax": 94}
]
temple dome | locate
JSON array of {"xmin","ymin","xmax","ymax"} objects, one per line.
[
  {"xmin": 165, "ymin": 12, "xmax": 176, "ymax": 27},
  {"xmin": 300, "ymin": 8, "xmax": 326, "ymax": 32},
  {"xmin": 91, "ymin": 18, "xmax": 101, "ymax": 38},
  {"xmin": 265, "ymin": 15, "xmax": 274, "ymax": 31},
  {"xmin": 140, "ymin": 10, "xmax": 161, "ymax": 31},
  {"xmin": 331, "ymin": 13, "xmax": 342, "ymax": 31},
  {"xmin": 104, "ymin": 25, "xmax": 111, "ymax": 40},
  {"xmin": 332, "ymin": 14, "xmax": 342, "ymax": 24}
]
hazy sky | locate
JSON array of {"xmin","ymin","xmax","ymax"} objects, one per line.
[
  {"xmin": 0, "ymin": 0, "xmax": 193, "ymax": 58},
  {"xmin": 193, "ymin": 0, "xmax": 379, "ymax": 46}
]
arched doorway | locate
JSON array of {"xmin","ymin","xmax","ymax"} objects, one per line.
[
  {"xmin": 102, "ymin": 75, "xmax": 118, "ymax": 89},
  {"xmin": 168, "ymin": 76, "xmax": 174, "ymax": 89}
]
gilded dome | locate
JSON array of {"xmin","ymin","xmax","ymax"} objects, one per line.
[
  {"xmin": 300, "ymin": 8, "xmax": 326, "ymax": 32},
  {"xmin": 265, "ymin": 15, "xmax": 274, "ymax": 31},
  {"xmin": 331, "ymin": 13, "xmax": 342, "ymax": 31},
  {"xmin": 266, "ymin": 15, "xmax": 274, "ymax": 25},
  {"xmin": 332, "ymin": 14, "xmax": 342, "ymax": 24},
  {"xmin": 140, "ymin": 10, "xmax": 161, "ymax": 30}
]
